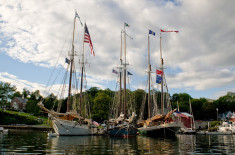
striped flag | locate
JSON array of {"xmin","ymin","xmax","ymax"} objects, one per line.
[
  {"xmin": 161, "ymin": 29, "xmax": 179, "ymax": 33},
  {"xmin": 156, "ymin": 69, "xmax": 163, "ymax": 75},
  {"xmin": 112, "ymin": 69, "xmax": 118, "ymax": 74},
  {"xmin": 84, "ymin": 23, "xmax": 95, "ymax": 56}
]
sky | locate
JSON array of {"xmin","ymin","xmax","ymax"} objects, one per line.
[{"xmin": 0, "ymin": 0, "xmax": 235, "ymax": 100}]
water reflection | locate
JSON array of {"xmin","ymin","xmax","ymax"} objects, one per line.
[
  {"xmin": 1, "ymin": 130, "xmax": 235, "ymax": 154},
  {"xmin": 47, "ymin": 136, "xmax": 140, "ymax": 154},
  {"xmin": 196, "ymin": 134, "xmax": 235, "ymax": 154}
]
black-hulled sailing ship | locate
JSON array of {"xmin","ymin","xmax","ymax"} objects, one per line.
[
  {"xmin": 138, "ymin": 29, "xmax": 182, "ymax": 138},
  {"xmin": 107, "ymin": 23, "xmax": 138, "ymax": 137}
]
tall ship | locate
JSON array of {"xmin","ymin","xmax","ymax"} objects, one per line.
[
  {"xmin": 138, "ymin": 29, "xmax": 182, "ymax": 138},
  {"xmin": 107, "ymin": 23, "xmax": 138, "ymax": 137},
  {"xmin": 38, "ymin": 12, "xmax": 95, "ymax": 136}
]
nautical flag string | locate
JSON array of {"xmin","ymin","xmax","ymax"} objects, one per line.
[
  {"xmin": 161, "ymin": 29, "xmax": 179, "ymax": 33},
  {"xmin": 84, "ymin": 23, "xmax": 95, "ymax": 56},
  {"xmin": 149, "ymin": 30, "xmax": 156, "ymax": 36}
]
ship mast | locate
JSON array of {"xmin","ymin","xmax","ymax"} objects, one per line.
[
  {"xmin": 160, "ymin": 32, "xmax": 164, "ymax": 115},
  {"xmin": 147, "ymin": 34, "xmax": 151, "ymax": 119},
  {"xmin": 67, "ymin": 14, "xmax": 77, "ymax": 113},
  {"xmin": 119, "ymin": 31, "xmax": 123, "ymax": 115},
  {"xmin": 79, "ymin": 23, "xmax": 86, "ymax": 116},
  {"xmin": 123, "ymin": 24, "xmax": 127, "ymax": 118}
]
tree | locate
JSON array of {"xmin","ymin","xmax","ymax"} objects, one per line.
[
  {"xmin": 22, "ymin": 88, "xmax": 30, "ymax": 99},
  {"xmin": 133, "ymin": 89, "xmax": 145, "ymax": 119},
  {"xmin": 0, "ymin": 82, "xmax": 16, "ymax": 109},
  {"xmin": 191, "ymin": 98, "xmax": 205, "ymax": 119},
  {"xmin": 202, "ymin": 101, "xmax": 216, "ymax": 120},
  {"xmin": 12, "ymin": 91, "xmax": 22, "ymax": 98},
  {"xmin": 171, "ymin": 93, "xmax": 192, "ymax": 113},
  {"xmin": 43, "ymin": 93, "xmax": 58, "ymax": 111},
  {"xmin": 92, "ymin": 92, "xmax": 111, "ymax": 123},
  {"xmin": 26, "ymin": 90, "xmax": 43, "ymax": 116}
]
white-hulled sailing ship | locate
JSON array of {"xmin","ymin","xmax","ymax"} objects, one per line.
[
  {"xmin": 107, "ymin": 23, "xmax": 138, "ymax": 137},
  {"xmin": 138, "ymin": 29, "xmax": 182, "ymax": 138},
  {"xmin": 38, "ymin": 12, "xmax": 95, "ymax": 136}
]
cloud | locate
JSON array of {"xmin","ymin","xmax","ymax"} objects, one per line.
[
  {"xmin": 1, "ymin": 0, "xmax": 235, "ymax": 99},
  {"xmin": 0, "ymin": 72, "xmax": 45, "ymax": 93}
]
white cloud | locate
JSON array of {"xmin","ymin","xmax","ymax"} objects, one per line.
[{"xmin": 1, "ymin": 0, "xmax": 235, "ymax": 99}]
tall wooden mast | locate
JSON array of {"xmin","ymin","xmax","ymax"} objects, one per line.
[
  {"xmin": 79, "ymin": 23, "xmax": 86, "ymax": 116},
  {"xmin": 67, "ymin": 14, "xmax": 77, "ymax": 113},
  {"xmin": 160, "ymin": 32, "xmax": 164, "ymax": 115},
  {"xmin": 123, "ymin": 24, "xmax": 127, "ymax": 118},
  {"xmin": 147, "ymin": 34, "xmax": 151, "ymax": 119},
  {"xmin": 119, "ymin": 31, "xmax": 123, "ymax": 115}
]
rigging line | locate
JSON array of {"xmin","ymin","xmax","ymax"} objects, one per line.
[
  {"xmin": 83, "ymin": 65, "xmax": 87, "ymax": 89},
  {"xmin": 43, "ymin": 28, "xmax": 71, "ymax": 97},
  {"xmin": 110, "ymin": 78, "xmax": 119, "ymax": 119},
  {"xmin": 41, "ymin": 63, "xmax": 67, "ymax": 104},
  {"xmin": 52, "ymin": 67, "xmax": 69, "ymax": 110},
  {"xmin": 139, "ymin": 76, "xmax": 148, "ymax": 120}
]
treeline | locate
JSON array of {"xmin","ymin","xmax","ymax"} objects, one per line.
[{"xmin": 1, "ymin": 81, "xmax": 235, "ymax": 122}]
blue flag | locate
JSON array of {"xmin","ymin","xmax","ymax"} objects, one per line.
[
  {"xmin": 149, "ymin": 30, "xmax": 155, "ymax": 36},
  {"xmin": 156, "ymin": 75, "xmax": 162, "ymax": 84},
  {"xmin": 127, "ymin": 71, "xmax": 133, "ymax": 75},
  {"xmin": 65, "ymin": 58, "xmax": 70, "ymax": 64}
]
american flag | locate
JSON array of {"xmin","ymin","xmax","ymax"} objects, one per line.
[
  {"xmin": 84, "ymin": 23, "xmax": 95, "ymax": 56},
  {"xmin": 112, "ymin": 69, "xmax": 118, "ymax": 74}
]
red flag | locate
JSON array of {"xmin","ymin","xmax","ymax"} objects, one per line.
[
  {"xmin": 156, "ymin": 69, "xmax": 163, "ymax": 75},
  {"xmin": 161, "ymin": 29, "xmax": 179, "ymax": 33},
  {"xmin": 84, "ymin": 23, "xmax": 95, "ymax": 56}
]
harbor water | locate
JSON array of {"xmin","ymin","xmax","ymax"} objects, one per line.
[{"xmin": 1, "ymin": 130, "xmax": 235, "ymax": 154}]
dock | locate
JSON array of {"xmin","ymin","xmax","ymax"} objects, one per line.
[
  {"xmin": 196, "ymin": 131, "xmax": 234, "ymax": 135},
  {"xmin": 0, "ymin": 125, "xmax": 53, "ymax": 131}
]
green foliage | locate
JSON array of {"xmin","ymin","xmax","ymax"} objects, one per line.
[
  {"xmin": 171, "ymin": 93, "xmax": 192, "ymax": 112},
  {"xmin": 26, "ymin": 90, "xmax": 43, "ymax": 116},
  {"xmin": 214, "ymin": 95, "xmax": 235, "ymax": 113},
  {"xmin": 12, "ymin": 91, "xmax": 23, "ymax": 98},
  {"xmin": 0, "ymin": 110, "xmax": 40, "ymax": 125},
  {"xmin": 2, "ymin": 81, "xmax": 235, "ymax": 123},
  {"xmin": 43, "ymin": 93, "xmax": 58, "ymax": 111},
  {"xmin": 0, "ymin": 82, "xmax": 17, "ymax": 108},
  {"xmin": 92, "ymin": 91, "xmax": 111, "ymax": 122},
  {"xmin": 133, "ymin": 89, "xmax": 145, "ymax": 119}
]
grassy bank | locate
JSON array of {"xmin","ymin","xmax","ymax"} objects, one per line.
[{"xmin": 0, "ymin": 109, "xmax": 49, "ymax": 126}]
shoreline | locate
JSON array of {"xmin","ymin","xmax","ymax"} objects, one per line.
[{"xmin": 0, "ymin": 125, "xmax": 53, "ymax": 131}]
